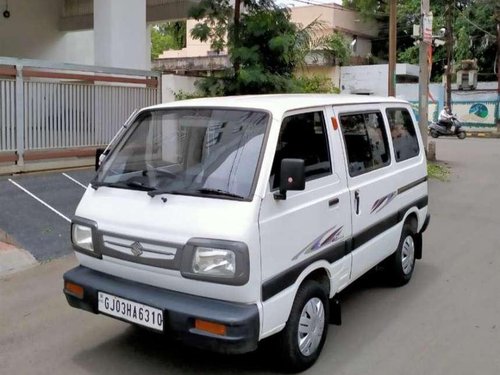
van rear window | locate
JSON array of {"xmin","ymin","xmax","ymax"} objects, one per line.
[
  {"xmin": 339, "ymin": 112, "xmax": 390, "ymax": 177},
  {"xmin": 386, "ymin": 108, "xmax": 420, "ymax": 162}
]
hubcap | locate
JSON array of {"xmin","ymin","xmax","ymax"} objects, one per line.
[
  {"xmin": 297, "ymin": 297, "xmax": 325, "ymax": 356},
  {"xmin": 401, "ymin": 235, "xmax": 415, "ymax": 275}
]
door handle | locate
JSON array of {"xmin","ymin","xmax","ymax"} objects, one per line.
[
  {"xmin": 328, "ymin": 197, "xmax": 339, "ymax": 207},
  {"xmin": 354, "ymin": 190, "xmax": 360, "ymax": 215}
]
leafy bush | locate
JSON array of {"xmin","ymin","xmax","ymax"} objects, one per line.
[{"xmin": 292, "ymin": 76, "xmax": 340, "ymax": 94}]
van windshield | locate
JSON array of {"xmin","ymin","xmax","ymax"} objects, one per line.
[{"xmin": 94, "ymin": 108, "xmax": 269, "ymax": 200}]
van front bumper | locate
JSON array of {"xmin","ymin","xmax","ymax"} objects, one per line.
[{"xmin": 63, "ymin": 266, "xmax": 259, "ymax": 354}]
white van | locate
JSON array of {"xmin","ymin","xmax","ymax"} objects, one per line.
[{"xmin": 64, "ymin": 94, "xmax": 429, "ymax": 372}]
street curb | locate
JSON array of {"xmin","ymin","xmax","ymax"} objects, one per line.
[
  {"xmin": 0, "ymin": 241, "xmax": 39, "ymax": 277},
  {"xmin": 465, "ymin": 132, "xmax": 500, "ymax": 138},
  {"xmin": 0, "ymin": 228, "xmax": 21, "ymax": 247}
]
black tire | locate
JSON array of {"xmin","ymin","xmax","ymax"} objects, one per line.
[
  {"xmin": 276, "ymin": 280, "xmax": 329, "ymax": 373},
  {"xmin": 457, "ymin": 131, "xmax": 466, "ymax": 140},
  {"xmin": 430, "ymin": 129, "xmax": 439, "ymax": 138},
  {"xmin": 386, "ymin": 223, "xmax": 417, "ymax": 286}
]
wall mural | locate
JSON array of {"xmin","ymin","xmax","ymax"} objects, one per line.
[{"xmin": 454, "ymin": 102, "xmax": 496, "ymax": 127}]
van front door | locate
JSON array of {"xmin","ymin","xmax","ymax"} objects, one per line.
[{"xmin": 259, "ymin": 109, "xmax": 352, "ymax": 314}]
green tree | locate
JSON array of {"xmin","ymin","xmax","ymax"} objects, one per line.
[
  {"xmin": 189, "ymin": 0, "xmax": 321, "ymax": 96},
  {"xmin": 320, "ymin": 32, "xmax": 352, "ymax": 66},
  {"xmin": 150, "ymin": 21, "xmax": 187, "ymax": 59},
  {"xmin": 343, "ymin": 0, "xmax": 497, "ymax": 81}
]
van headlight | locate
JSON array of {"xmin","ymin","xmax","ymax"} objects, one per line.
[
  {"xmin": 181, "ymin": 239, "xmax": 249, "ymax": 285},
  {"xmin": 192, "ymin": 247, "xmax": 236, "ymax": 277},
  {"xmin": 71, "ymin": 218, "xmax": 100, "ymax": 258},
  {"xmin": 72, "ymin": 224, "xmax": 94, "ymax": 251}
]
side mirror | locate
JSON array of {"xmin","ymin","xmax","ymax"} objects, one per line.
[
  {"xmin": 274, "ymin": 158, "xmax": 305, "ymax": 200},
  {"xmin": 95, "ymin": 148, "xmax": 107, "ymax": 171}
]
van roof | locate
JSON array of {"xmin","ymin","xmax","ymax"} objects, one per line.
[{"xmin": 147, "ymin": 94, "xmax": 409, "ymax": 114}]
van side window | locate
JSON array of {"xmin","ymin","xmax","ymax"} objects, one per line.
[
  {"xmin": 339, "ymin": 112, "xmax": 390, "ymax": 177},
  {"xmin": 270, "ymin": 111, "xmax": 331, "ymax": 189},
  {"xmin": 386, "ymin": 108, "xmax": 420, "ymax": 162}
]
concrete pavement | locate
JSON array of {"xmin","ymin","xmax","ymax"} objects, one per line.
[
  {"xmin": 1, "ymin": 138, "xmax": 500, "ymax": 375},
  {"xmin": 0, "ymin": 241, "xmax": 38, "ymax": 276}
]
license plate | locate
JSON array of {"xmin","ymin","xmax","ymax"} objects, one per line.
[{"xmin": 98, "ymin": 292, "xmax": 163, "ymax": 331}]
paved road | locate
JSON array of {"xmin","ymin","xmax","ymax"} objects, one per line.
[
  {"xmin": 0, "ymin": 168, "xmax": 94, "ymax": 261},
  {"xmin": 1, "ymin": 138, "xmax": 500, "ymax": 375}
]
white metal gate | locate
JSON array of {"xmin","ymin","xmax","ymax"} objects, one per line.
[{"xmin": 0, "ymin": 57, "xmax": 161, "ymax": 171}]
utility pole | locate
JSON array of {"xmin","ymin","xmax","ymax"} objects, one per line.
[
  {"xmin": 388, "ymin": 0, "xmax": 397, "ymax": 96},
  {"xmin": 233, "ymin": 0, "xmax": 241, "ymax": 78},
  {"xmin": 496, "ymin": 6, "xmax": 500, "ymax": 132},
  {"xmin": 445, "ymin": 0, "xmax": 453, "ymax": 110},
  {"xmin": 418, "ymin": 0, "xmax": 430, "ymax": 149}
]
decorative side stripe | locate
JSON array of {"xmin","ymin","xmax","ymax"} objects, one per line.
[
  {"xmin": 356, "ymin": 196, "xmax": 427, "ymax": 250},
  {"xmin": 371, "ymin": 191, "xmax": 397, "ymax": 214},
  {"xmin": 292, "ymin": 226, "xmax": 344, "ymax": 261},
  {"xmin": 261, "ymin": 195, "xmax": 428, "ymax": 301},
  {"xmin": 371, "ymin": 176, "xmax": 427, "ymax": 215}
]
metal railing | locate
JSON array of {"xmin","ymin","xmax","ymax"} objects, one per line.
[
  {"xmin": 0, "ymin": 57, "xmax": 161, "ymax": 169},
  {"xmin": 0, "ymin": 79, "xmax": 16, "ymax": 152}
]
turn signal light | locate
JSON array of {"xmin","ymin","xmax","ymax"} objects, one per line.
[
  {"xmin": 65, "ymin": 282, "xmax": 84, "ymax": 299},
  {"xmin": 195, "ymin": 319, "xmax": 227, "ymax": 336},
  {"xmin": 331, "ymin": 116, "xmax": 339, "ymax": 130}
]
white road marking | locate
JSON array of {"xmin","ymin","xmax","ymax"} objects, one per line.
[
  {"xmin": 62, "ymin": 173, "xmax": 87, "ymax": 189},
  {"xmin": 8, "ymin": 179, "xmax": 71, "ymax": 223}
]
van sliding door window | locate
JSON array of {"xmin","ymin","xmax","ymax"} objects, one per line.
[
  {"xmin": 339, "ymin": 112, "xmax": 390, "ymax": 177},
  {"xmin": 270, "ymin": 111, "xmax": 331, "ymax": 189},
  {"xmin": 386, "ymin": 108, "xmax": 420, "ymax": 162}
]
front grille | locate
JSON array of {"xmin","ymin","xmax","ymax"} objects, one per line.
[{"xmin": 97, "ymin": 232, "xmax": 182, "ymax": 270}]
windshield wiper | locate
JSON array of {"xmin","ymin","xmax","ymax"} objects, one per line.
[
  {"xmin": 196, "ymin": 188, "xmax": 245, "ymax": 199},
  {"xmin": 147, "ymin": 189, "xmax": 182, "ymax": 197},
  {"xmin": 91, "ymin": 180, "xmax": 155, "ymax": 191}
]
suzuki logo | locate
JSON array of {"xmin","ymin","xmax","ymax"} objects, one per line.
[{"xmin": 130, "ymin": 241, "xmax": 143, "ymax": 257}]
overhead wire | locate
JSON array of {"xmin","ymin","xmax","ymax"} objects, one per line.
[{"xmin": 453, "ymin": 5, "xmax": 496, "ymax": 40}]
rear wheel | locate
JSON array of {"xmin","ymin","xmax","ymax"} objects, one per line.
[
  {"xmin": 276, "ymin": 280, "xmax": 329, "ymax": 373},
  {"xmin": 430, "ymin": 129, "xmax": 439, "ymax": 138},
  {"xmin": 386, "ymin": 223, "xmax": 416, "ymax": 286},
  {"xmin": 457, "ymin": 131, "xmax": 466, "ymax": 140}
]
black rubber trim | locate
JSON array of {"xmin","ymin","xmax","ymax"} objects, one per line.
[
  {"xmin": 261, "ymin": 195, "xmax": 428, "ymax": 301},
  {"xmin": 354, "ymin": 195, "xmax": 428, "ymax": 250},
  {"xmin": 420, "ymin": 213, "xmax": 431, "ymax": 233},
  {"xmin": 352, "ymin": 214, "xmax": 399, "ymax": 250},
  {"xmin": 397, "ymin": 176, "xmax": 428, "ymax": 195},
  {"xmin": 262, "ymin": 241, "xmax": 346, "ymax": 301},
  {"xmin": 63, "ymin": 266, "xmax": 259, "ymax": 354}
]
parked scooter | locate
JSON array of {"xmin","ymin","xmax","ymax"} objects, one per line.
[{"xmin": 429, "ymin": 115, "xmax": 466, "ymax": 139}]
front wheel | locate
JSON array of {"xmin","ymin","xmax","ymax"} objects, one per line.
[
  {"xmin": 276, "ymin": 280, "xmax": 329, "ymax": 373},
  {"xmin": 457, "ymin": 131, "xmax": 466, "ymax": 140},
  {"xmin": 430, "ymin": 129, "xmax": 439, "ymax": 138}
]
